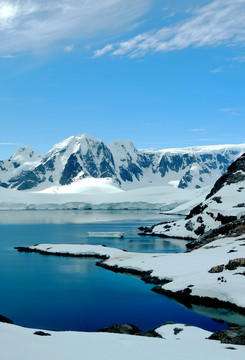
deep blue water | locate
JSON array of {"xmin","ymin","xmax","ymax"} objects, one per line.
[{"xmin": 0, "ymin": 211, "xmax": 244, "ymax": 332}]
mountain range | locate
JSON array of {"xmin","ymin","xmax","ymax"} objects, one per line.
[{"xmin": 1, "ymin": 134, "xmax": 245, "ymax": 192}]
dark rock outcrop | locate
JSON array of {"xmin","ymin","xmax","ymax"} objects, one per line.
[
  {"xmin": 97, "ymin": 323, "xmax": 141, "ymax": 335},
  {"xmin": 0, "ymin": 314, "xmax": 13, "ymax": 324},
  {"xmin": 206, "ymin": 153, "xmax": 245, "ymax": 200},
  {"xmin": 209, "ymin": 327, "xmax": 245, "ymax": 345},
  {"xmin": 97, "ymin": 323, "xmax": 162, "ymax": 338}
]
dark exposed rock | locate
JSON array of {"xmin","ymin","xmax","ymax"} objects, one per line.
[
  {"xmin": 0, "ymin": 314, "xmax": 13, "ymax": 324},
  {"xmin": 186, "ymin": 218, "xmax": 245, "ymax": 250},
  {"xmin": 185, "ymin": 203, "xmax": 208, "ymax": 220},
  {"xmin": 97, "ymin": 323, "xmax": 162, "ymax": 338},
  {"xmin": 194, "ymin": 224, "xmax": 206, "ymax": 236},
  {"xmin": 225, "ymin": 258, "xmax": 245, "ymax": 271},
  {"xmin": 209, "ymin": 327, "xmax": 245, "ymax": 345},
  {"xmin": 0, "ymin": 181, "xmax": 8, "ymax": 188},
  {"xmin": 233, "ymin": 203, "xmax": 245, "ymax": 208},
  {"xmin": 97, "ymin": 323, "xmax": 141, "ymax": 335},
  {"xmin": 206, "ymin": 153, "xmax": 245, "ymax": 199},
  {"xmin": 215, "ymin": 213, "xmax": 237, "ymax": 225},
  {"xmin": 173, "ymin": 327, "xmax": 183, "ymax": 335},
  {"xmin": 209, "ymin": 265, "xmax": 224, "ymax": 273},
  {"xmin": 212, "ymin": 196, "xmax": 222, "ymax": 204},
  {"xmin": 60, "ymin": 154, "xmax": 83, "ymax": 185},
  {"xmin": 178, "ymin": 170, "xmax": 193, "ymax": 189},
  {"xmin": 153, "ymin": 286, "xmax": 245, "ymax": 315},
  {"xmin": 185, "ymin": 220, "xmax": 194, "ymax": 231},
  {"xmin": 34, "ymin": 331, "xmax": 51, "ymax": 336}
]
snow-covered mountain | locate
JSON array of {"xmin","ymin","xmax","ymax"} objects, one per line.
[
  {"xmin": 0, "ymin": 147, "xmax": 42, "ymax": 189},
  {"xmin": 1, "ymin": 134, "xmax": 245, "ymax": 192},
  {"xmin": 145, "ymin": 152, "xmax": 245, "ymax": 240}
]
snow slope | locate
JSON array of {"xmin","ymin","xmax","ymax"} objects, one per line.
[
  {"xmin": 1, "ymin": 322, "xmax": 244, "ymax": 360},
  {"xmin": 0, "ymin": 182, "xmax": 209, "ymax": 211}
]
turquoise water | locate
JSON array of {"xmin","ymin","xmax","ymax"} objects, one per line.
[{"xmin": 0, "ymin": 211, "xmax": 242, "ymax": 332}]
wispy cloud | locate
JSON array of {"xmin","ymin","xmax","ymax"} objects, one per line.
[
  {"xmin": 94, "ymin": 0, "xmax": 245, "ymax": 58},
  {"xmin": 219, "ymin": 107, "xmax": 244, "ymax": 115},
  {"xmin": 232, "ymin": 55, "xmax": 245, "ymax": 62},
  {"xmin": 0, "ymin": 142, "xmax": 21, "ymax": 145},
  {"xmin": 0, "ymin": 0, "xmax": 151, "ymax": 55},
  {"xmin": 64, "ymin": 45, "xmax": 74, "ymax": 53},
  {"xmin": 0, "ymin": 54, "xmax": 16, "ymax": 58},
  {"xmin": 190, "ymin": 128, "xmax": 207, "ymax": 132},
  {"xmin": 210, "ymin": 66, "xmax": 224, "ymax": 73},
  {"xmin": 93, "ymin": 44, "xmax": 114, "ymax": 58}
]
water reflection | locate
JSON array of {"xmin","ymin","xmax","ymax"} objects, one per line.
[
  {"xmin": 190, "ymin": 304, "xmax": 245, "ymax": 327},
  {"xmin": 0, "ymin": 210, "xmax": 181, "ymax": 224}
]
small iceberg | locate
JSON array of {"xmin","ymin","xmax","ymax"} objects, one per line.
[{"xmin": 87, "ymin": 232, "xmax": 124, "ymax": 238}]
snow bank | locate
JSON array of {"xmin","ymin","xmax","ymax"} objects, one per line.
[
  {"xmin": 0, "ymin": 184, "xmax": 209, "ymax": 211},
  {"xmin": 0, "ymin": 322, "xmax": 244, "ymax": 360}
]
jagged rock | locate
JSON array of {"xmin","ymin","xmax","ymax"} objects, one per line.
[
  {"xmin": 233, "ymin": 203, "xmax": 245, "ymax": 208},
  {"xmin": 0, "ymin": 314, "xmax": 13, "ymax": 324},
  {"xmin": 225, "ymin": 258, "xmax": 245, "ymax": 271},
  {"xmin": 208, "ymin": 265, "xmax": 224, "ymax": 273},
  {"xmin": 212, "ymin": 196, "xmax": 222, "ymax": 204},
  {"xmin": 97, "ymin": 323, "xmax": 162, "ymax": 338},
  {"xmin": 194, "ymin": 224, "xmax": 206, "ymax": 236},
  {"xmin": 185, "ymin": 220, "xmax": 194, "ymax": 231},
  {"xmin": 185, "ymin": 203, "xmax": 208, "ymax": 220},
  {"xmin": 209, "ymin": 327, "xmax": 245, "ymax": 345},
  {"xmin": 34, "ymin": 331, "xmax": 51, "ymax": 336},
  {"xmin": 97, "ymin": 323, "xmax": 141, "ymax": 335},
  {"xmin": 173, "ymin": 327, "xmax": 183, "ymax": 335},
  {"xmin": 215, "ymin": 213, "xmax": 237, "ymax": 225},
  {"xmin": 186, "ymin": 218, "xmax": 245, "ymax": 250},
  {"xmin": 206, "ymin": 153, "xmax": 245, "ymax": 199}
]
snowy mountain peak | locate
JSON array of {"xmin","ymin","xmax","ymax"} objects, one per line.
[
  {"xmin": 10, "ymin": 146, "xmax": 42, "ymax": 164},
  {"xmin": 1, "ymin": 134, "xmax": 245, "ymax": 192}
]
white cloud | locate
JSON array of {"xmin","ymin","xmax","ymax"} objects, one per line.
[
  {"xmin": 94, "ymin": 0, "xmax": 245, "ymax": 57},
  {"xmin": 0, "ymin": 142, "xmax": 20, "ymax": 145},
  {"xmin": 93, "ymin": 44, "xmax": 114, "ymax": 58},
  {"xmin": 64, "ymin": 45, "xmax": 74, "ymax": 53},
  {"xmin": 210, "ymin": 67, "xmax": 224, "ymax": 73},
  {"xmin": 190, "ymin": 128, "xmax": 206, "ymax": 132},
  {"xmin": 0, "ymin": 0, "xmax": 151, "ymax": 55}
]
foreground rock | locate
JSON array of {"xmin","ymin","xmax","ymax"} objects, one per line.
[
  {"xmin": 97, "ymin": 323, "xmax": 162, "ymax": 338},
  {"xmin": 0, "ymin": 314, "xmax": 13, "ymax": 324},
  {"xmin": 209, "ymin": 327, "xmax": 245, "ymax": 345}
]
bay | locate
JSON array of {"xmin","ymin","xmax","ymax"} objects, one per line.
[{"xmin": 0, "ymin": 210, "xmax": 242, "ymax": 332}]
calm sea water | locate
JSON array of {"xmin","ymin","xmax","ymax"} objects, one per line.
[{"xmin": 0, "ymin": 210, "xmax": 244, "ymax": 332}]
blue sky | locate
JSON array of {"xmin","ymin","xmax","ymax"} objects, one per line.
[{"xmin": 0, "ymin": 0, "xmax": 245, "ymax": 159}]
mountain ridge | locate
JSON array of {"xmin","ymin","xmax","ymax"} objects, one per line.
[{"xmin": 1, "ymin": 134, "xmax": 245, "ymax": 192}]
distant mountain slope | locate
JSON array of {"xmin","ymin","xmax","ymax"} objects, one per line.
[
  {"xmin": 0, "ymin": 147, "xmax": 42, "ymax": 189},
  {"xmin": 146, "ymin": 153, "xmax": 245, "ymax": 240},
  {"xmin": 0, "ymin": 134, "xmax": 245, "ymax": 191}
]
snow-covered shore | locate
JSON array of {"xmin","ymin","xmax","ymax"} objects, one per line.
[
  {"xmin": 0, "ymin": 322, "xmax": 244, "ymax": 360},
  {"xmin": 16, "ymin": 232, "xmax": 245, "ymax": 313}
]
